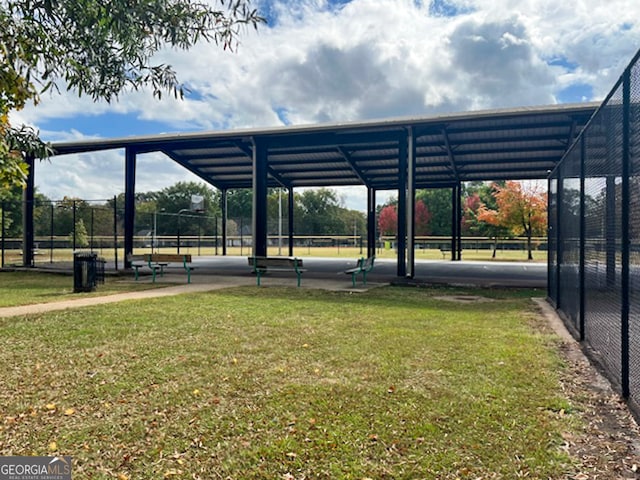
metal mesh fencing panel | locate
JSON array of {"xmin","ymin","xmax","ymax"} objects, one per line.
[
  {"xmin": 557, "ymin": 147, "xmax": 582, "ymax": 333},
  {"xmin": 548, "ymin": 176, "xmax": 558, "ymax": 305},
  {"xmin": 583, "ymin": 88, "xmax": 624, "ymax": 389},
  {"xmin": 628, "ymin": 60, "xmax": 640, "ymax": 407}
]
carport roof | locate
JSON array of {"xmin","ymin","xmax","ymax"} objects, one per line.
[{"xmin": 52, "ymin": 102, "xmax": 599, "ymax": 190}]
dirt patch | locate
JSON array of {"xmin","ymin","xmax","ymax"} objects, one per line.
[
  {"xmin": 533, "ymin": 299, "xmax": 640, "ymax": 479},
  {"xmin": 433, "ymin": 295, "xmax": 494, "ymax": 303}
]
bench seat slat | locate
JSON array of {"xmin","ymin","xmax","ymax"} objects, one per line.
[
  {"xmin": 344, "ymin": 256, "xmax": 375, "ymax": 287},
  {"xmin": 248, "ymin": 256, "xmax": 305, "ymax": 287}
]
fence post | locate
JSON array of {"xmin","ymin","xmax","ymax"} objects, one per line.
[
  {"xmin": 113, "ymin": 196, "xmax": 118, "ymax": 271},
  {"xmin": 50, "ymin": 203, "xmax": 54, "ymax": 264},
  {"xmin": 72, "ymin": 200, "xmax": 77, "ymax": 252},
  {"xmin": 579, "ymin": 134, "xmax": 586, "ymax": 341},
  {"xmin": 621, "ymin": 66, "xmax": 631, "ymax": 399}
]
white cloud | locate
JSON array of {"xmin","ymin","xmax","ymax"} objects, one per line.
[{"xmin": 11, "ymin": 0, "xmax": 640, "ymax": 208}]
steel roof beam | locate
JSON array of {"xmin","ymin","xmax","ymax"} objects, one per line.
[
  {"xmin": 441, "ymin": 127, "xmax": 460, "ymax": 182},
  {"xmin": 336, "ymin": 146, "xmax": 369, "ymax": 187},
  {"xmin": 161, "ymin": 150, "xmax": 225, "ymax": 190}
]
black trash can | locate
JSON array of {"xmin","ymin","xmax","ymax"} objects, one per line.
[{"xmin": 73, "ymin": 252, "xmax": 106, "ymax": 293}]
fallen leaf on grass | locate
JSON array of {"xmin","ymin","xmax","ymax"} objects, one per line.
[
  {"xmin": 64, "ymin": 408, "xmax": 75, "ymax": 416},
  {"xmin": 163, "ymin": 469, "xmax": 182, "ymax": 477},
  {"xmin": 48, "ymin": 441, "xmax": 57, "ymax": 452}
]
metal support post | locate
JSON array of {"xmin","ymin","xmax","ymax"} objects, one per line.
[
  {"xmin": 221, "ymin": 189, "xmax": 228, "ymax": 256},
  {"xmin": 450, "ymin": 186, "xmax": 457, "ymax": 261},
  {"xmin": 579, "ymin": 134, "xmax": 586, "ymax": 341},
  {"xmin": 397, "ymin": 134, "xmax": 407, "ymax": 277},
  {"xmin": 252, "ymin": 139, "xmax": 268, "ymax": 258},
  {"xmin": 456, "ymin": 182, "xmax": 463, "ymax": 260},
  {"xmin": 124, "ymin": 148, "xmax": 137, "ymax": 269},
  {"xmin": 72, "ymin": 200, "xmax": 77, "ymax": 252},
  {"xmin": 288, "ymin": 187, "xmax": 295, "ymax": 257},
  {"xmin": 406, "ymin": 128, "xmax": 416, "ymax": 278},
  {"xmin": 113, "ymin": 195, "xmax": 119, "ymax": 270},
  {"xmin": 621, "ymin": 67, "xmax": 631, "ymax": 398},
  {"xmin": 367, "ymin": 188, "xmax": 376, "ymax": 259}
]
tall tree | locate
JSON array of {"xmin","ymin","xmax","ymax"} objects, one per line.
[
  {"xmin": 378, "ymin": 205, "xmax": 398, "ymax": 236},
  {"xmin": 294, "ymin": 188, "xmax": 344, "ymax": 235},
  {"xmin": 227, "ymin": 188, "xmax": 253, "ymax": 222},
  {"xmin": 378, "ymin": 201, "xmax": 433, "ymax": 237},
  {"xmin": 1, "ymin": 0, "xmax": 264, "ymax": 190},
  {"xmin": 154, "ymin": 181, "xmax": 219, "ymax": 236},
  {"xmin": 416, "ymin": 188, "xmax": 451, "ymax": 236},
  {"xmin": 414, "ymin": 199, "xmax": 432, "ymax": 236},
  {"xmin": 478, "ymin": 181, "xmax": 547, "ymax": 260}
]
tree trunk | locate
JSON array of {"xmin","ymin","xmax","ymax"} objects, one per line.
[
  {"xmin": 492, "ymin": 236, "xmax": 497, "ymax": 259},
  {"xmin": 527, "ymin": 230, "xmax": 533, "ymax": 260}
]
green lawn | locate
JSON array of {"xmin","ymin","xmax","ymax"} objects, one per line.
[
  {"xmin": 0, "ymin": 285, "xmax": 578, "ymax": 479},
  {"xmin": 0, "ymin": 271, "xmax": 163, "ymax": 308}
]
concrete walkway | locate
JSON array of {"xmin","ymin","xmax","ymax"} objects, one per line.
[
  {"xmin": 0, "ymin": 282, "xmax": 240, "ymax": 318},
  {"xmin": 0, "ymin": 271, "xmax": 385, "ymax": 318}
]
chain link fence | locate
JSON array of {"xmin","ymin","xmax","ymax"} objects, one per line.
[{"xmin": 549, "ymin": 48, "xmax": 640, "ymax": 416}]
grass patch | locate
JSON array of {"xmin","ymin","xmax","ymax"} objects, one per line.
[
  {"xmin": 0, "ymin": 271, "xmax": 163, "ymax": 307},
  {"xmin": 0, "ymin": 286, "xmax": 575, "ymax": 478}
]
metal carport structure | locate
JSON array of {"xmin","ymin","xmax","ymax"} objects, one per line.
[{"xmin": 21, "ymin": 102, "xmax": 598, "ymax": 276}]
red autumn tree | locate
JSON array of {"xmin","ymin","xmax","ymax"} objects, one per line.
[
  {"xmin": 478, "ymin": 181, "xmax": 547, "ymax": 260},
  {"xmin": 414, "ymin": 199, "xmax": 432, "ymax": 236},
  {"xmin": 461, "ymin": 192, "xmax": 482, "ymax": 235},
  {"xmin": 378, "ymin": 201, "xmax": 433, "ymax": 237},
  {"xmin": 378, "ymin": 205, "xmax": 398, "ymax": 236}
]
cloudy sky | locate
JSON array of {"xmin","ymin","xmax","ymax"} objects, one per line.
[{"xmin": 10, "ymin": 0, "xmax": 640, "ymax": 210}]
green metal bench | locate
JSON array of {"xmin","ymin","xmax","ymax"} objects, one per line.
[
  {"xmin": 129, "ymin": 253, "xmax": 194, "ymax": 283},
  {"xmin": 344, "ymin": 256, "xmax": 375, "ymax": 287},
  {"xmin": 248, "ymin": 256, "xmax": 306, "ymax": 287}
]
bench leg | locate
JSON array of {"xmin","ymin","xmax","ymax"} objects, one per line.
[
  {"xmin": 362, "ymin": 271, "xmax": 367, "ymax": 285},
  {"xmin": 256, "ymin": 270, "xmax": 262, "ymax": 286},
  {"xmin": 152, "ymin": 268, "xmax": 157, "ymax": 283},
  {"xmin": 351, "ymin": 272, "xmax": 356, "ymax": 287},
  {"xmin": 297, "ymin": 272, "xmax": 301, "ymax": 287},
  {"xmin": 133, "ymin": 266, "xmax": 140, "ymax": 281},
  {"xmin": 186, "ymin": 267, "xmax": 191, "ymax": 284}
]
